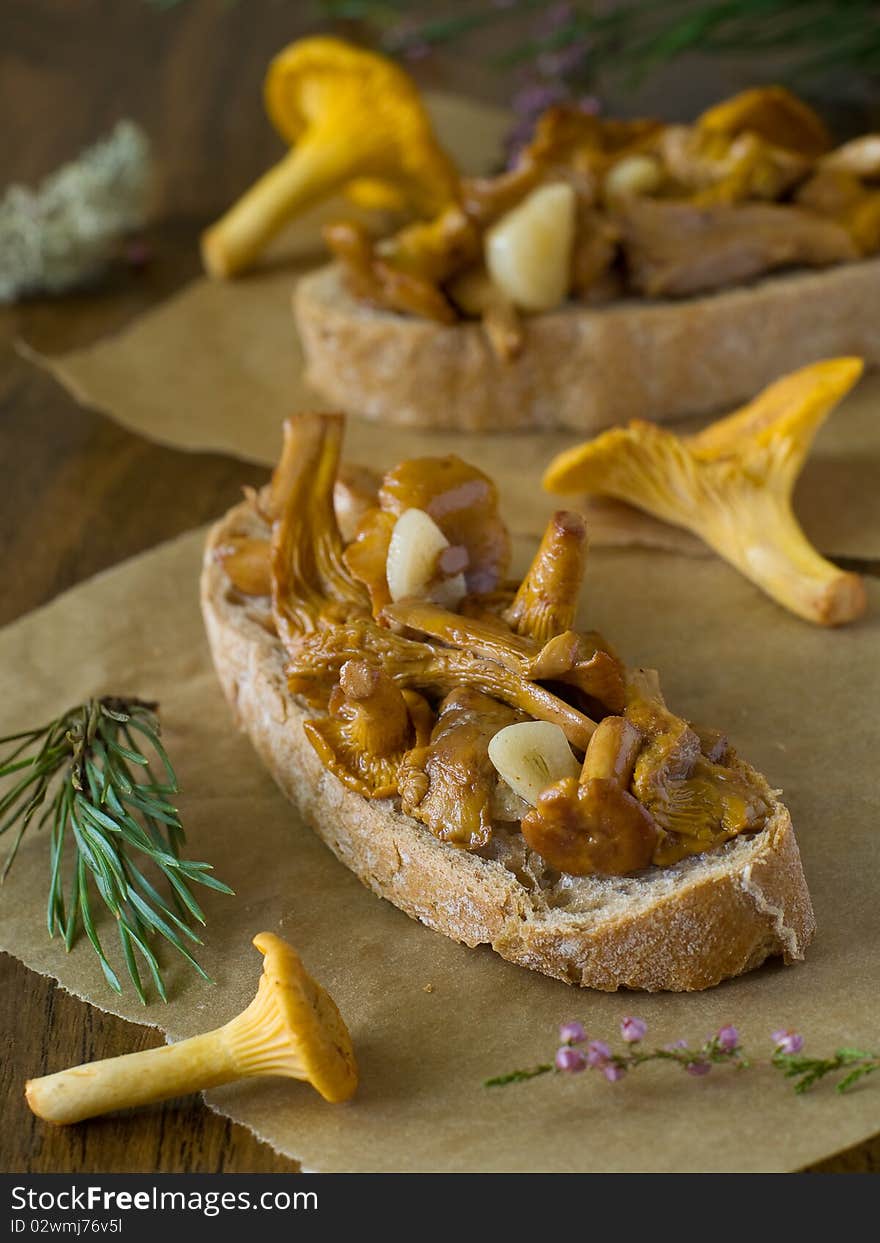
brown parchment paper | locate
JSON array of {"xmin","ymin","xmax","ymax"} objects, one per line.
[
  {"xmin": 1, "ymin": 527, "xmax": 878, "ymax": 1172},
  {"xmin": 23, "ymin": 96, "xmax": 880, "ymax": 557}
]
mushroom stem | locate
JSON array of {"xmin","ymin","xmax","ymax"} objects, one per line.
[
  {"xmin": 199, "ymin": 39, "xmax": 459, "ymax": 279},
  {"xmin": 271, "ymin": 413, "xmax": 370, "ymax": 646},
  {"xmin": 26, "ymin": 933, "xmax": 357, "ymax": 1125},
  {"xmin": 383, "ymin": 599, "xmax": 625, "ymax": 713},
  {"xmin": 381, "ymin": 598, "xmax": 537, "ymax": 670},
  {"xmin": 287, "ymin": 618, "xmax": 597, "ymax": 749},
  {"xmin": 581, "ymin": 716, "xmax": 642, "ymax": 786},
  {"xmin": 504, "ymin": 511, "xmax": 589, "ymax": 644},
  {"xmin": 698, "ymin": 486, "xmax": 865, "ymax": 626},
  {"xmin": 25, "ymin": 1030, "xmax": 240, "ymax": 1126},
  {"xmin": 202, "ymin": 137, "xmax": 373, "ymax": 279}
]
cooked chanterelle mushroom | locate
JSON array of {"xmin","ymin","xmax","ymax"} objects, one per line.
[
  {"xmin": 217, "ymin": 410, "xmax": 780, "ymax": 881},
  {"xmin": 204, "ymin": 37, "xmax": 880, "ymax": 355},
  {"xmin": 255, "ymin": 57, "xmax": 880, "ymax": 354}
]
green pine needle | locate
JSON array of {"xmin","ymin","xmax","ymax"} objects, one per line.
[{"xmin": 0, "ymin": 697, "xmax": 233, "ymax": 1004}]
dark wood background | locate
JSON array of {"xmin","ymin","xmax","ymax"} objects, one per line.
[{"xmin": 0, "ymin": 0, "xmax": 877, "ymax": 1173}]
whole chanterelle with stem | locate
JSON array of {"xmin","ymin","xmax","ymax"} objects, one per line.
[
  {"xmin": 201, "ymin": 37, "xmax": 458, "ymax": 278},
  {"xmin": 25, "ymin": 933, "xmax": 357, "ymax": 1125},
  {"xmin": 521, "ymin": 715, "xmax": 658, "ymax": 875},
  {"xmin": 543, "ymin": 358, "xmax": 867, "ymax": 626}
]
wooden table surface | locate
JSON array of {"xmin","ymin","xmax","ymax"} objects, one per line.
[{"xmin": 1, "ymin": 0, "xmax": 878, "ymax": 1174}]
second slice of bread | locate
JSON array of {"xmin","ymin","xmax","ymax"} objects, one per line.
[{"xmin": 295, "ymin": 259, "xmax": 880, "ymax": 432}]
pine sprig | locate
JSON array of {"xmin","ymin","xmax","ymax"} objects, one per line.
[{"xmin": 0, "ymin": 697, "xmax": 233, "ymax": 1003}]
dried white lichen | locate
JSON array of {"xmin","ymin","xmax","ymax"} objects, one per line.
[{"xmin": 0, "ymin": 120, "xmax": 151, "ymax": 304}]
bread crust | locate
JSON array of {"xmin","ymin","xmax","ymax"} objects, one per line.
[
  {"xmin": 202, "ymin": 501, "xmax": 815, "ymax": 991},
  {"xmin": 295, "ymin": 259, "xmax": 880, "ymax": 432}
]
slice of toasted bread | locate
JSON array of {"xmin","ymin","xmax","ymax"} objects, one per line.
[
  {"xmin": 201, "ymin": 499, "xmax": 815, "ymax": 992},
  {"xmin": 295, "ymin": 259, "xmax": 880, "ymax": 432}
]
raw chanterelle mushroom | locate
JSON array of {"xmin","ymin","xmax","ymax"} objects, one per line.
[
  {"xmin": 543, "ymin": 358, "xmax": 867, "ymax": 626},
  {"xmin": 25, "ymin": 933, "xmax": 357, "ymax": 1124},
  {"xmin": 201, "ymin": 37, "xmax": 458, "ymax": 278}
]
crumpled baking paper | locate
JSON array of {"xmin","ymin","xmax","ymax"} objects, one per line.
[{"xmin": 0, "ymin": 526, "xmax": 877, "ymax": 1172}]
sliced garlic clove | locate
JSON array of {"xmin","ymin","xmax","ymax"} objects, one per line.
[
  {"xmin": 488, "ymin": 720, "xmax": 581, "ymax": 806},
  {"xmin": 604, "ymin": 154, "xmax": 663, "ymax": 204},
  {"xmin": 485, "ymin": 182, "xmax": 576, "ymax": 312},
  {"xmin": 386, "ymin": 508, "xmax": 467, "ymax": 607}
]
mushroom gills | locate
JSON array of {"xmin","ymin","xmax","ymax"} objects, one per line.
[{"xmin": 24, "ymin": 933, "xmax": 357, "ymax": 1123}]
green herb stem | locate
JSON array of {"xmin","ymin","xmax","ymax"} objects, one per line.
[{"xmin": 0, "ymin": 697, "xmax": 233, "ymax": 1003}]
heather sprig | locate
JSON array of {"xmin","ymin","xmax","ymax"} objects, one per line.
[
  {"xmin": 326, "ymin": 0, "xmax": 880, "ymax": 85},
  {"xmin": 486, "ymin": 1018, "xmax": 880, "ymax": 1095},
  {"xmin": 0, "ymin": 697, "xmax": 233, "ymax": 1003},
  {"xmin": 772, "ymin": 1047, "xmax": 880, "ymax": 1095},
  {"xmin": 148, "ymin": 1, "xmax": 880, "ymax": 91},
  {"xmin": 147, "ymin": 1, "xmax": 880, "ymax": 173}
]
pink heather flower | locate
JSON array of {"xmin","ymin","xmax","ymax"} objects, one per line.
[
  {"xmin": 621, "ymin": 1016, "xmax": 647, "ymax": 1043},
  {"xmin": 665, "ymin": 1039, "xmax": 689, "ymax": 1051},
  {"xmin": 556, "ymin": 1046, "xmax": 587, "ymax": 1073},
  {"xmin": 586, "ymin": 1040, "xmax": 612, "ymax": 1068},
  {"xmin": 402, "ymin": 40, "xmax": 431, "ymax": 62},
  {"xmin": 538, "ymin": 42, "xmax": 588, "ymax": 79},
  {"xmin": 604, "ymin": 1063, "xmax": 626, "ymax": 1083},
  {"xmin": 124, "ymin": 239, "xmax": 152, "ymax": 269},
  {"xmin": 686, "ymin": 1061, "xmax": 711, "ymax": 1076},
  {"xmin": 716, "ymin": 1025, "xmax": 739, "ymax": 1052},
  {"xmin": 547, "ymin": 1, "xmax": 575, "ymax": 27},
  {"xmin": 772, "ymin": 1029, "xmax": 804, "ymax": 1055},
  {"xmin": 512, "ymin": 82, "xmax": 568, "ymax": 118},
  {"xmin": 559, "ymin": 1021, "xmax": 587, "ymax": 1045},
  {"xmin": 504, "ymin": 121, "xmax": 536, "ymax": 166}
]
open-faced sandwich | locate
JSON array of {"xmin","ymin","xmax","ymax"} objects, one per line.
[
  {"xmin": 199, "ymin": 37, "xmax": 880, "ymax": 432},
  {"xmin": 201, "ymin": 413, "xmax": 815, "ymax": 991},
  {"xmin": 296, "ymin": 78, "xmax": 880, "ymax": 431}
]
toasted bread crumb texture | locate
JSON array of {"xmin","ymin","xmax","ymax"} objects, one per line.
[
  {"xmin": 202, "ymin": 502, "xmax": 815, "ymax": 991},
  {"xmin": 295, "ymin": 260, "xmax": 880, "ymax": 432}
]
